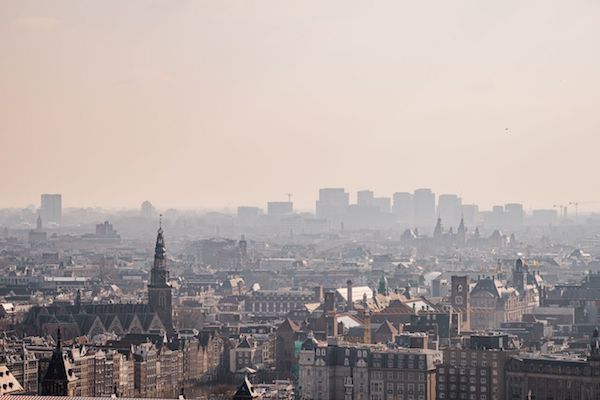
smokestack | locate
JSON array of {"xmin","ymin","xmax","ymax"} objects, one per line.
[{"xmin": 346, "ymin": 279, "xmax": 353, "ymax": 311}]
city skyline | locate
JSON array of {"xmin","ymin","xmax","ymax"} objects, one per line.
[
  {"xmin": 1, "ymin": 1, "xmax": 599, "ymax": 210},
  {"xmin": 5, "ymin": 188, "xmax": 600, "ymax": 215}
]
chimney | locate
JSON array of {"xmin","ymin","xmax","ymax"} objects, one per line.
[
  {"xmin": 324, "ymin": 291, "xmax": 335, "ymax": 313},
  {"xmin": 346, "ymin": 279, "xmax": 353, "ymax": 311},
  {"xmin": 363, "ymin": 309, "xmax": 371, "ymax": 344},
  {"xmin": 314, "ymin": 286, "xmax": 324, "ymax": 303}
]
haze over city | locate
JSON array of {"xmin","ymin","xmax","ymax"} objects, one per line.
[
  {"xmin": 5, "ymin": 2, "xmax": 600, "ymax": 400},
  {"xmin": 2, "ymin": 1, "xmax": 600, "ymax": 210}
]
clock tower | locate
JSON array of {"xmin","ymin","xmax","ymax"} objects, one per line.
[{"xmin": 451, "ymin": 275, "xmax": 470, "ymax": 331}]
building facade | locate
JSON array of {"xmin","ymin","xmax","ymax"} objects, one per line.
[{"xmin": 298, "ymin": 338, "xmax": 442, "ymax": 400}]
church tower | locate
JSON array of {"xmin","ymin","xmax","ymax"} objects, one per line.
[
  {"xmin": 148, "ymin": 219, "xmax": 173, "ymax": 332},
  {"xmin": 41, "ymin": 328, "xmax": 77, "ymax": 396}
]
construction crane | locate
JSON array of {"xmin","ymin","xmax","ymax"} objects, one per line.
[
  {"xmin": 569, "ymin": 202, "xmax": 579, "ymax": 218},
  {"xmin": 569, "ymin": 201, "xmax": 600, "ymax": 218},
  {"xmin": 553, "ymin": 204, "xmax": 567, "ymax": 219}
]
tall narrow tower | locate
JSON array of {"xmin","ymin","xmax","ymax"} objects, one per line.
[
  {"xmin": 148, "ymin": 220, "xmax": 173, "ymax": 332},
  {"xmin": 41, "ymin": 328, "xmax": 77, "ymax": 396}
]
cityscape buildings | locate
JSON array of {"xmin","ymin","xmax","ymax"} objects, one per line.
[{"xmin": 1, "ymin": 190, "xmax": 600, "ymax": 400}]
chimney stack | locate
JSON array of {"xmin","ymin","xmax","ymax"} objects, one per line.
[
  {"xmin": 346, "ymin": 279, "xmax": 353, "ymax": 311},
  {"xmin": 324, "ymin": 291, "xmax": 335, "ymax": 313}
]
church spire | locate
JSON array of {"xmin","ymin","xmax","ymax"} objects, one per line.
[
  {"xmin": 151, "ymin": 218, "xmax": 168, "ymax": 286},
  {"xmin": 148, "ymin": 219, "xmax": 173, "ymax": 333},
  {"xmin": 457, "ymin": 216, "xmax": 466, "ymax": 234},
  {"xmin": 433, "ymin": 216, "xmax": 443, "ymax": 239}
]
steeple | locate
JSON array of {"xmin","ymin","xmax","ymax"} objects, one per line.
[
  {"xmin": 148, "ymin": 218, "xmax": 173, "ymax": 333},
  {"xmin": 433, "ymin": 217, "xmax": 443, "ymax": 239},
  {"xmin": 232, "ymin": 376, "xmax": 260, "ymax": 400},
  {"xmin": 41, "ymin": 328, "xmax": 77, "ymax": 396},
  {"xmin": 457, "ymin": 217, "xmax": 466, "ymax": 234},
  {"xmin": 150, "ymin": 217, "xmax": 169, "ymax": 287},
  {"xmin": 456, "ymin": 216, "xmax": 467, "ymax": 244}
]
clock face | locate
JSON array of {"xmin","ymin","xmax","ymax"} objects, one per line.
[{"xmin": 455, "ymin": 296, "xmax": 463, "ymax": 305}]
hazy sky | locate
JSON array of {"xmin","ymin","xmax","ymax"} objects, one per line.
[{"xmin": 1, "ymin": 1, "xmax": 599, "ymax": 211}]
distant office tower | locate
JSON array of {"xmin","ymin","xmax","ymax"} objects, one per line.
[
  {"xmin": 392, "ymin": 192, "xmax": 414, "ymax": 225},
  {"xmin": 372, "ymin": 197, "xmax": 391, "ymax": 213},
  {"xmin": 267, "ymin": 201, "xmax": 293, "ymax": 216},
  {"xmin": 413, "ymin": 188, "xmax": 436, "ymax": 230},
  {"xmin": 237, "ymin": 206, "xmax": 261, "ymax": 219},
  {"xmin": 315, "ymin": 188, "xmax": 349, "ymax": 219},
  {"xmin": 356, "ymin": 190, "xmax": 374, "ymax": 206},
  {"xmin": 437, "ymin": 194, "xmax": 463, "ymax": 228},
  {"xmin": 461, "ymin": 204, "xmax": 479, "ymax": 227},
  {"xmin": 40, "ymin": 194, "xmax": 62, "ymax": 225},
  {"xmin": 141, "ymin": 201, "xmax": 155, "ymax": 218},
  {"xmin": 484, "ymin": 205, "xmax": 506, "ymax": 228},
  {"xmin": 504, "ymin": 203, "xmax": 524, "ymax": 227}
]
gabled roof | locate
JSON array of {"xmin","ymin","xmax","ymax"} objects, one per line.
[
  {"xmin": 277, "ymin": 318, "xmax": 300, "ymax": 333},
  {"xmin": 375, "ymin": 320, "xmax": 398, "ymax": 335},
  {"xmin": 237, "ymin": 337, "xmax": 254, "ymax": 349},
  {"xmin": 233, "ymin": 376, "xmax": 259, "ymax": 399}
]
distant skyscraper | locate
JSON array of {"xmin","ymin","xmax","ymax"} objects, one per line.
[
  {"xmin": 357, "ymin": 190, "xmax": 374, "ymax": 206},
  {"xmin": 413, "ymin": 188, "xmax": 435, "ymax": 231},
  {"xmin": 40, "ymin": 194, "xmax": 62, "ymax": 225},
  {"xmin": 392, "ymin": 192, "xmax": 414, "ymax": 226},
  {"xmin": 373, "ymin": 197, "xmax": 391, "ymax": 213},
  {"xmin": 437, "ymin": 194, "xmax": 463, "ymax": 228},
  {"xmin": 315, "ymin": 188, "xmax": 349, "ymax": 220},
  {"xmin": 141, "ymin": 200, "xmax": 155, "ymax": 218},
  {"xmin": 237, "ymin": 206, "xmax": 262, "ymax": 221},
  {"xmin": 267, "ymin": 201, "xmax": 293, "ymax": 215},
  {"xmin": 461, "ymin": 204, "xmax": 479, "ymax": 227},
  {"xmin": 504, "ymin": 203, "xmax": 524, "ymax": 227}
]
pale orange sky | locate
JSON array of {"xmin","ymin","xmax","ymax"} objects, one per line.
[{"xmin": 1, "ymin": 1, "xmax": 599, "ymax": 211}]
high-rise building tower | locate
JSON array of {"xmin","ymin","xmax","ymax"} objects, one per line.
[
  {"xmin": 40, "ymin": 194, "xmax": 62, "ymax": 225},
  {"xmin": 147, "ymin": 221, "xmax": 173, "ymax": 332},
  {"xmin": 504, "ymin": 203, "xmax": 524, "ymax": 227},
  {"xmin": 357, "ymin": 190, "xmax": 374, "ymax": 206},
  {"xmin": 315, "ymin": 188, "xmax": 349, "ymax": 220},
  {"xmin": 392, "ymin": 192, "xmax": 414, "ymax": 226},
  {"xmin": 141, "ymin": 200, "xmax": 155, "ymax": 218},
  {"xmin": 413, "ymin": 188, "xmax": 435, "ymax": 232},
  {"xmin": 437, "ymin": 194, "xmax": 463, "ymax": 228}
]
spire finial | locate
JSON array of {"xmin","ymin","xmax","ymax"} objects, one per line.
[{"xmin": 159, "ymin": 214, "xmax": 163, "ymax": 231}]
